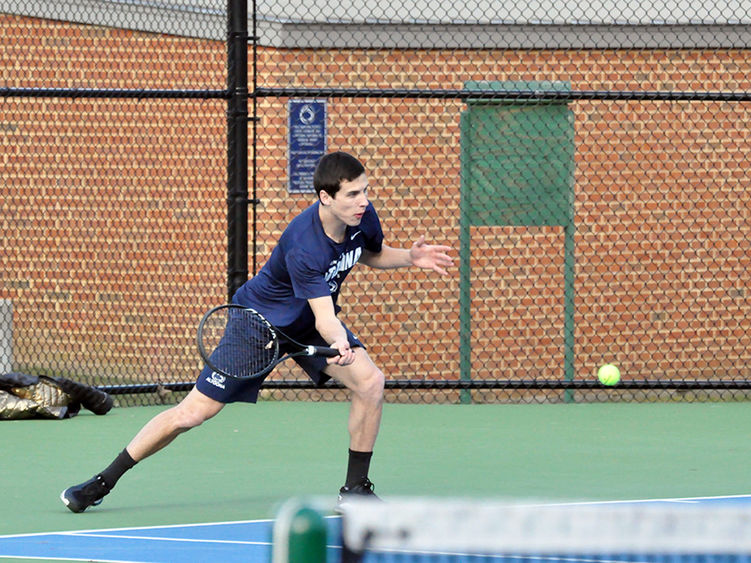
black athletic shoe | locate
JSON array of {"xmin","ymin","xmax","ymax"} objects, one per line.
[
  {"xmin": 60, "ymin": 475, "xmax": 111, "ymax": 513},
  {"xmin": 337, "ymin": 478, "xmax": 380, "ymax": 512}
]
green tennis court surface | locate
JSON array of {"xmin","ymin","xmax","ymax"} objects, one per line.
[{"xmin": 1, "ymin": 402, "xmax": 750, "ymax": 560}]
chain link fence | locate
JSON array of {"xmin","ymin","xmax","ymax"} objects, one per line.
[
  {"xmin": 1, "ymin": 1, "xmax": 230, "ymax": 407},
  {"xmin": 2, "ymin": 1, "xmax": 750, "ymax": 406}
]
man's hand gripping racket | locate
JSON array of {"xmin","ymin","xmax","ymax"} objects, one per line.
[{"xmin": 197, "ymin": 304, "xmax": 340, "ymax": 380}]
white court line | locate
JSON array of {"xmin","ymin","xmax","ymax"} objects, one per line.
[
  {"xmin": 0, "ymin": 517, "xmax": 274, "ymax": 539},
  {"xmin": 61, "ymin": 533, "xmax": 271, "ymax": 546},
  {"xmin": 0, "ymin": 513, "xmax": 343, "ymax": 540},
  {"xmin": 0, "ymin": 557, "xmax": 138, "ymax": 563}
]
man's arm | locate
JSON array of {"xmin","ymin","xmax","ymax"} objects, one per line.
[
  {"xmin": 360, "ymin": 235, "xmax": 453, "ymax": 275},
  {"xmin": 308, "ymin": 295, "xmax": 356, "ymax": 365}
]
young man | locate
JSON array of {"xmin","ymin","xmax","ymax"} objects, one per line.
[{"xmin": 60, "ymin": 151, "xmax": 453, "ymax": 513}]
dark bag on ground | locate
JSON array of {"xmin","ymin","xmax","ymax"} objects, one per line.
[{"xmin": 0, "ymin": 372, "xmax": 113, "ymax": 420}]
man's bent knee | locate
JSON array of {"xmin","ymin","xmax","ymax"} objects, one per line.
[
  {"xmin": 172, "ymin": 388, "xmax": 224, "ymax": 430},
  {"xmin": 326, "ymin": 350, "xmax": 385, "ymax": 400},
  {"xmin": 358, "ymin": 366, "xmax": 385, "ymax": 403}
]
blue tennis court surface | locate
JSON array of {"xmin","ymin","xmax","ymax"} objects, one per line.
[
  {"xmin": 2, "ymin": 495, "xmax": 750, "ymax": 562},
  {"xmin": 0, "ymin": 517, "xmax": 342, "ymax": 562}
]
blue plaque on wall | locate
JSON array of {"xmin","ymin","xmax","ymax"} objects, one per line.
[{"xmin": 288, "ymin": 99, "xmax": 327, "ymax": 193}]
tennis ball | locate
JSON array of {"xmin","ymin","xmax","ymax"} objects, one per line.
[{"xmin": 597, "ymin": 363, "xmax": 620, "ymax": 386}]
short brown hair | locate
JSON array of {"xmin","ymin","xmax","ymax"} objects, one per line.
[{"xmin": 313, "ymin": 151, "xmax": 365, "ymax": 198}]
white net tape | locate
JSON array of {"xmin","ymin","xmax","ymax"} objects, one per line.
[{"xmin": 341, "ymin": 499, "xmax": 751, "ymax": 556}]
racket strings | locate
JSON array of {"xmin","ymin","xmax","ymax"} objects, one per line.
[{"xmin": 202, "ymin": 308, "xmax": 279, "ymax": 378}]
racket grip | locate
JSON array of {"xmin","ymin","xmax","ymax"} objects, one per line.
[{"xmin": 308, "ymin": 345, "xmax": 341, "ymax": 357}]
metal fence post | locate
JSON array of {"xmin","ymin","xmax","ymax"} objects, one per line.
[{"xmin": 226, "ymin": 0, "xmax": 249, "ymax": 300}]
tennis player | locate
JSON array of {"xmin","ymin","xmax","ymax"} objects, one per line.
[{"xmin": 61, "ymin": 151, "xmax": 453, "ymax": 513}]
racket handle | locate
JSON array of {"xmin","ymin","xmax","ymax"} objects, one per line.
[{"xmin": 306, "ymin": 345, "xmax": 341, "ymax": 357}]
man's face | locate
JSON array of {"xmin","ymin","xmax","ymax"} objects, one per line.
[{"xmin": 325, "ymin": 173, "xmax": 369, "ymax": 226}]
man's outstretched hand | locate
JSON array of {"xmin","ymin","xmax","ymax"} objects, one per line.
[{"xmin": 409, "ymin": 235, "xmax": 454, "ymax": 276}]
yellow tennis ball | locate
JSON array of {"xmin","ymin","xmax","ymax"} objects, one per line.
[{"xmin": 597, "ymin": 364, "xmax": 620, "ymax": 386}]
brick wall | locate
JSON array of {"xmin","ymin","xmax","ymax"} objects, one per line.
[
  {"xmin": 2, "ymin": 14, "xmax": 749, "ymax": 401},
  {"xmin": 256, "ymin": 47, "xmax": 751, "ymax": 392}
]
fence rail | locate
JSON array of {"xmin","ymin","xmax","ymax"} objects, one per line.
[{"xmin": 254, "ymin": 87, "xmax": 751, "ymax": 102}]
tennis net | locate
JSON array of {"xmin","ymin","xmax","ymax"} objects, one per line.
[{"xmin": 274, "ymin": 497, "xmax": 751, "ymax": 562}]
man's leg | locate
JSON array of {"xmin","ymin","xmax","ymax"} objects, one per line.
[
  {"xmin": 126, "ymin": 386, "xmax": 225, "ymax": 461},
  {"xmin": 61, "ymin": 387, "xmax": 224, "ymax": 513},
  {"xmin": 324, "ymin": 348, "xmax": 385, "ymax": 499}
]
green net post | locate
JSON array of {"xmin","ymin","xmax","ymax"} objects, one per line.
[
  {"xmin": 459, "ymin": 112, "xmax": 474, "ymax": 404},
  {"xmin": 272, "ymin": 500, "xmax": 327, "ymax": 563}
]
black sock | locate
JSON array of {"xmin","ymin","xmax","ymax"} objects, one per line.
[
  {"xmin": 99, "ymin": 449, "xmax": 137, "ymax": 489},
  {"xmin": 345, "ymin": 449, "xmax": 373, "ymax": 488}
]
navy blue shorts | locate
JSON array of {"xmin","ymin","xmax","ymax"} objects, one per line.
[{"xmin": 195, "ymin": 323, "xmax": 364, "ymax": 404}]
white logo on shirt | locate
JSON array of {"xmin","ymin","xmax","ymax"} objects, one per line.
[
  {"xmin": 324, "ymin": 247, "xmax": 363, "ymax": 291},
  {"xmin": 350, "ymin": 231, "xmax": 362, "ymax": 240}
]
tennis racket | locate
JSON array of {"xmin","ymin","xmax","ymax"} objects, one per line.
[{"xmin": 197, "ymin": 304, "xmax": 340, "ymax": 380}]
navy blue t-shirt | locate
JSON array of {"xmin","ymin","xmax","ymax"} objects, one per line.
[{"xmin": 232, "ymin": 201, "xmax": 384, "ymax": 334}]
